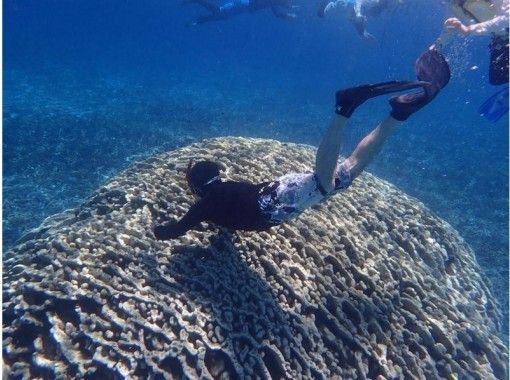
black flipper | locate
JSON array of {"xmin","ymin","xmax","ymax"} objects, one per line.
[
  {"xmin": 390, "ymin": 49, "xmax": 451, "ymax": 121},
  {"xmin": 389, "ymin": 92, "xmax": 429, "ymax": 121},
  {"xmin": 415, "ymin": 48, "xmax": 451, "ymax": 96},
  {"xmin": 335, "ymin": 80, "xmax": 429, "ymax": 117}
]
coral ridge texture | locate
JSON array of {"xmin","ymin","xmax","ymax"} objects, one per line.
[{"xmin": 3, "ymin": 137, "xmax": 507, "ymax": 379}]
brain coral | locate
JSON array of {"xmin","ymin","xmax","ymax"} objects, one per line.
[{"xmin": 3, "ymin": 137, "xmax": 508, "ymax": 380}]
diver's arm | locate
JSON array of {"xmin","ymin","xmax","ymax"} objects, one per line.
[
  {"xmin": 351, "ymin": 1, "xmax": 377, "ymax": 40},
  {"xmin": 430, "ymin": 7, "xmax": 507, "ymax": 51},
  {"xmin": 466, "ymin": 15, "xmax": 508, "ymax": 35},
  {"xmin": 154, "ymin": 200, "xmax": 208, "ymax": 240},
  {"xmin": 466, "ymin": 0, "xmax": 510, "ymax": 35},
  {"xmin": 445, "ymin": 15, "xmax": 508, "ymax": 35},
  {"xmin": 351, "ymin": 11, "xmax": 376, "ymax": 41}
]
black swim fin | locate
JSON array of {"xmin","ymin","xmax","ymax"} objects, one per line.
[
  {"xmin": 389, "ymin": 91, "xmax": 429, "ymax": 121},
  {"xmin": 479, "ymin": 86, "xmax": 509, "ymax": 123},
  {"xmin": 390, "ymin": 49, "xmax": 451, "ymax": 121},
  {"xmin": 336, "ymin": 80, "xmax": 429, "ymax": 117},
  {"xmin": 415, "ymin": 49, "xmax": 451, "ymax": 98}
]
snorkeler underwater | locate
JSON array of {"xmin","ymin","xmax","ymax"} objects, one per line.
[{"xmin": 3, "ymin": 0, "xmax": 509, "ymax": 379}]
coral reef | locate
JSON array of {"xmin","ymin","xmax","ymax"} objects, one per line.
[{"xmin": 3, "ymin": 137, "xmax": 507, "ymax": 379}]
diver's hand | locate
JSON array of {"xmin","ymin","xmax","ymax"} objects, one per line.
[
  {"xmin": 444, "ymin": 17, "xmax": 470, "ymax": 34},
  {"xmin": 154, "ymin": 223, "xmax": 180, "ymax": 240}
]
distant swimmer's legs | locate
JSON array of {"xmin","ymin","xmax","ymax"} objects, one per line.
[{"xmin": 353, "ymin": 15, "xmax": 374, "ymax": 41}]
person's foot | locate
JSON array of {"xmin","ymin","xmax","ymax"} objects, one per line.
[{"xmin": 335, "ymin": 80, "xmax": 428, "ymax": 118}]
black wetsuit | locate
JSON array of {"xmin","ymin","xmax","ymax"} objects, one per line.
[
  {"xmin": 489, "ymin": 32, "xmax": 509, "ymax": 85},
  {"xmin": 154, "ymin": 180, "xmax": 275, "ymax": 240}
]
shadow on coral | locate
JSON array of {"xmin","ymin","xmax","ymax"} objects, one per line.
[
  {"xmin": 163, "ymin": 233, "xmax": 300, "ymax": 379},
  {"xmin": 157, "ymin": 231, "xmax": 394, "ymax": 379}
]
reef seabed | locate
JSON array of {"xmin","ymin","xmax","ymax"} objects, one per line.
[{"xmin": 3, "ymin": 137, "xmax": 508, "ymax": 379}]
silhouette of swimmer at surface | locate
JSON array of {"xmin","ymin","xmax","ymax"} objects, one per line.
[
  {"xmin": 183, "ymin": 0, "xmax": 296, "ymax": 25},
  {"xmin": 435, "ymin": 0, "xmax": 509, "ymax": 86},
  {"xmin": 154, "ymin": 50, "xmax": 450, "ymax": 240},
  {"xmin": 432, "ymin": 0, "xmax": 509, "ymax": 121},
  {"xmin": 317, "ymin": 0, "xmax": 404, "ymax": 41}
]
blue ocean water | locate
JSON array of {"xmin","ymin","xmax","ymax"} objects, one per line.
[{"xmin": 3, "ymin": 0, "xmax": 508, "ymax": 340}]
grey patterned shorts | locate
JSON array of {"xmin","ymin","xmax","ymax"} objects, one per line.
[{"xmin": 258, "ymin": 163, "xmax": 352, "ymax": 225}]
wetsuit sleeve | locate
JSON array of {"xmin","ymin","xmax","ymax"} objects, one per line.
[
  {"xmin": 468, "ymin": 15, "xmax": 509, "ymax": 35},
  {"xmin": 153, "ymin": 200, "xmax": 208, "ymax": 240}
]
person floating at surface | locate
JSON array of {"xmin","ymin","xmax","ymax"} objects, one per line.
[
  {"xmin": 183, "ymin": 0, "xmax": 296, "ymax": 25},
  {"xmin": 438, "ymin": 0, "xmax": 509, "ymax": 85},
  {"xmin": 154, "ymin": 50, "xmax": 450, "ymax": 240},
  {"xmin": 317, "ymin": 0, "xmax": 403, "ymax": 41},
  {"xmin": 433, "ymin": 0, "xmax": 509, "ymax": 121}
]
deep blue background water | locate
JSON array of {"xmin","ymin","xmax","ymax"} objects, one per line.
[{"xmin": 3, "ymin": 0, "xmax": 508, "ymax": 338}]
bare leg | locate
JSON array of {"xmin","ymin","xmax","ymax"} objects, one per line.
[
  {"xmin": 315, "ymin": 114, "xmax": 349, "ymax": 192},
  {"xmin": 315, "ymin": 78, "xmax": 438, "ymax": 192},
  {"xmin": 343, "ymin": 115, "xmax": 400, "ymax": 180},
  {"xmin": 315, "ymin": 114, "xmax": 400, "ymax": 192}
]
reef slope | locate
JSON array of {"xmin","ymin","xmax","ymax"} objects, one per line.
[{"xmin": 3, "ymin": 137, "xmax": 507, "ymax": 379}]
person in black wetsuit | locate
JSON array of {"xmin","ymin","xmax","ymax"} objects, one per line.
[
  {"xmin": 184, "ymin": 0, "xmax": 296, "ymax": 25},
  {"xmin": 154, "ymin": 49, "xmax": 450, "ymax": 240}
]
